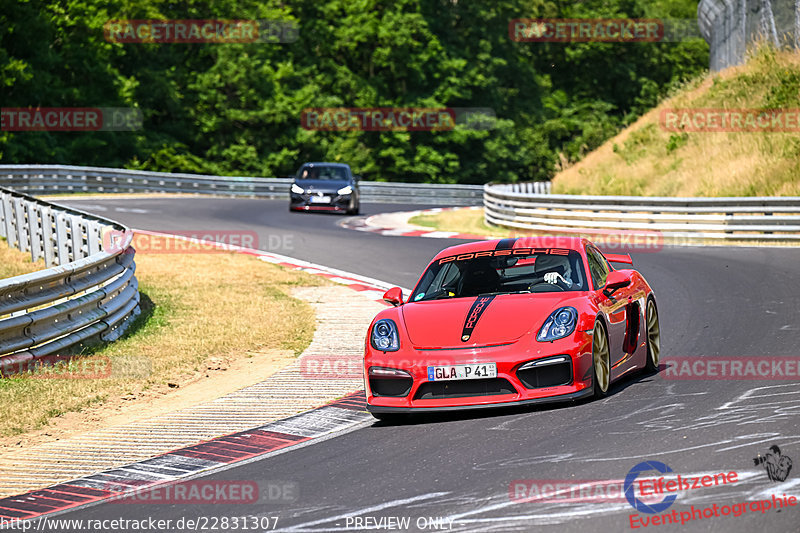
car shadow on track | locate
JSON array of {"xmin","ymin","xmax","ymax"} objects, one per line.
[{"xmin": 370, "ymin": 366, "xmax": 666, "ymax": 427}]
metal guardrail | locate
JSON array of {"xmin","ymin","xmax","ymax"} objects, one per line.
[
  {"xmin": 0, "ymin": 164, "xmax": 491, "ymax": 206},
  {"xmin": 484, "ymin": 183, "xmax": 800, "ymax": 242},
  {"xmin": 0, "ymin": 187, "xmax": 140, "ymax": 371}
]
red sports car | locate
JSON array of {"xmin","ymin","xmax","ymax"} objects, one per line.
[{"xmin": 364, "ymin": 236, "xmax": 660, "ymax": 420}]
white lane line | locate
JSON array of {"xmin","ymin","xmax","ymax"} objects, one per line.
[
  {"xmin": 63, "ymin": 203, "xmax": 108, "ymax": 211},
  {"xmin": 273, "ymin": 492, "xmax": 450, "ymax": 532},
  {"xmin": 420, "ymin": 231, "xmax": 460, "ymax": 238}
]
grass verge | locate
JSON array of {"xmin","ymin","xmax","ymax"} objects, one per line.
[
  {"xmin": 552, "ymin": 47, "xmax": 800, "ymax": 196},
  {"xmin": 410, "ymin": 209, "xmax": 506, "ymax": 238},
  {"xmin": 0, "ymin": 235, "xmax": 323, "ymax": 437},
  {"xmin": 0, "ymin": 240, "xmax": 45, "ymax": 278}
]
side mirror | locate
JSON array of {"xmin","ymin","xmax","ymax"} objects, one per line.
[
  {"xmin": 602, "ymin": 270, "xmax": 632, "ymax": 298},
  {"xmin": 354, "ymin": 174, "xmax": 362, "ymax": 182},
  {"xmin": 382, "ymin": 287, "xmax": 404, "ymax": 307}
]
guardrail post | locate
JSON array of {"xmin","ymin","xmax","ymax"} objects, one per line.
[
  {"xmin": 40, "ymin": 206, "xmax": 56, "ymax": 267},
  {"xmin": 14, "ymin": 198, "xmax": 31, "ymax": 253},
  {"xmin": 0, "ymin": 192, "xmax": 9, "ymax": 240},
  {"xmin": 27, "ymin": 202, "xmax": 42, "ymax": 263},
  {"xmin": 87, "ymin": 221, "xmax": 102, "ymax": 255},
  {"xmin": 70, "ymin": 215, "xmax": 86, "ymax": 260},
  {"xmin": 8, "ymin": 198, "xmax": 22, "ymax": 251},
  {"xmin": 55, "ymin": 213, "xmax": 70, "ymax": 265}
]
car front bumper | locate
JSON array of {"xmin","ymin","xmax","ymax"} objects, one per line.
[
  {"xmin": 364, "ymin": 332, "xmax": 595, "ymax": 412},
  {"xmin": 290, "ymin": 192, "xmax": 352, "ymax": 211}
]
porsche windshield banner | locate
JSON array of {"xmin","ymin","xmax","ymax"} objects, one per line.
[{"xmin": 438, "ymin": 247, "xmax": 570, "ymax": 265}]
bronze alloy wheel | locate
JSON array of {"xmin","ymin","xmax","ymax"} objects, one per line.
[
  {"xmin": 592, "ymin": 321, "xmax": 610, "ymax": 398},
  {"xmin": 645, "ymin": 299, "xmax": 661, "ymax": 372}
]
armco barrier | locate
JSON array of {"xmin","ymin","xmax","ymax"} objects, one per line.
[
  {"xmin": 0, "ymin": 187, "xmax": 140, "ymax": 370},
  {"xmin": 0, "ymin": 165, "xmax": 492, "ymax": 206},
  {"xmin": 484, "ymin": 183, "xmax": 800, "ymax": 242}
]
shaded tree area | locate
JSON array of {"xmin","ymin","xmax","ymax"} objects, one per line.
[{"xmin": 0, "ymin": 0, "xmax": 707, "ymax": 183}]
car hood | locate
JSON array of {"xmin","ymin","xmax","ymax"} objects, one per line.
[
  {"xmin": 400, "ymin": 293, "xmax": 575, "ymax": 348},
  {"xmin": 294, "ymin": 179, "xmax": 348, "ymax": 193}
]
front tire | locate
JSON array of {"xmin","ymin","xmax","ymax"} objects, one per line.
[
  {"xmin": 346, "ymin": 197, "xmax": 360, "ymax": 215},
  {"xmin": 592, "ymin": 320, "xmax": 610, "ymax": 399},
  {"xmin": 644, "ymin": 299, "xmax": 661, "ymax": 373}
]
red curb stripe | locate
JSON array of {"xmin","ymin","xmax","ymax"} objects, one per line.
[
  {"xmin": 25, "ymin": 490, "xmax": 90, "ymax": 503},
  {"xmin": 348, "ymin": 283, "xmax": 375, "ymax": 292},
  {"xmin": 0, "ymin": 507, "xmax": 36, "ymax": 519},
  {"xmin": 171, "ymin": 431, "xmax": 310, "ymax": 464}
]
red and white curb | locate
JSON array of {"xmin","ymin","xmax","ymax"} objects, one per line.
[
  {"xmin": 340, "ymin": 207, "xmax": 490, "ymax": 241},
  {"xmin": 0, "ymin": 393, "xmax": 369, "ymax": 521}
]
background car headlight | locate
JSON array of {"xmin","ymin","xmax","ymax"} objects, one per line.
[
  {"xmin": 537, "ymin": 307, "xmax": 578, "ymax": 342},
  {"xmin": 291, "ymin": 183, "xmax": 304, "ymax": 194},
  {"xmin": 371, "ymin": 319, "xmax": 399, "ymax": 351},
  {"xmin": 337, "ymin": 185, "xmax": 353, "ymax": 195}
]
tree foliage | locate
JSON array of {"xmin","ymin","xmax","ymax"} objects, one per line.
[{"xmin": 0, "ymin": 0, "xmax": 708, "ymax": 183}]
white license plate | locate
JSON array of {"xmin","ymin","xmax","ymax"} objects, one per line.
[
  {"xmin": 310, "ymin": 196, "xmax": 331, "ymax": 204},
  {"xmin": 427, "ymin": 363, "xmax": 497, "ymax": 381}
]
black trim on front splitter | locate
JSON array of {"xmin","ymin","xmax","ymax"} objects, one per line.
[
  {"xmin": 367, "ymin": 388, "xmax": 594, "ymax": 413},
  {"xmin": 461, "ymin": 294, "xmax": 496, "ymax": 341}
]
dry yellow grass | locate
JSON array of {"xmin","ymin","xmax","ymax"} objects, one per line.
[
  {"xmin": 0, "ymin": 240, "xmax": 45, "ymax": 278},
  {"xmin": 0, "ymin": 236, "xmax": 324, "ymax": 437},
  {"xmin": 552, "ymin": 47, "xmax": 800, "ymax": 197},
  {"xmin": 410, "ymin": 209, "xmax": 507, "ymax": 237}
]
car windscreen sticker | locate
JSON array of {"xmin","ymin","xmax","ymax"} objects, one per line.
[
  {"xmin": 461, "ymin": 295, "xmax": 497, "ymax": 341},
  {"xmin": 437, "ymin": 247, "xmax": 570, "ymax": 265},
  {"xmin": 495, "ymin": 238, "xmax": 518, "ymax": 250}
]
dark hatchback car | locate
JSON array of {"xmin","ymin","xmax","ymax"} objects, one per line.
[{"xmin": 289, "ymin": 162, "xmax": 360, "ymax": 214}]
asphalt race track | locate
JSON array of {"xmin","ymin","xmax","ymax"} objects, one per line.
[{"xmin": 46, "ymin": 197, "xmax": 800, "ymax": 532}]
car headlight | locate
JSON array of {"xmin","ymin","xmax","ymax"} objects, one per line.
[
  {"xmin": 371, "ymin": 319, "xmax": 399, "ymax": 352},
  {"xmin": 337, "ymin": 185, "xmax": 353, "ymax": 195},
  {"xmin": 537, "ymin": 307, "xmax": 578, "ymax": 342},
  {"xmin": 291, "ymin": 183, "xmax": 304, "ymax": 194}
]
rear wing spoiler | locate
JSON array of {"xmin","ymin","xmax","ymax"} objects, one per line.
[{"xmin": 605, "ymin": 253, "xmax": 633, "ymax": 265}]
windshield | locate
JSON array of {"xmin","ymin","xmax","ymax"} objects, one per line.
[
  {"xmin": 296, "ymin": 165, "xmax": 347, "ymax": 181},
  {"xmin": 410, "ymin": 249, "xmax": 587, "ymax": 302}
]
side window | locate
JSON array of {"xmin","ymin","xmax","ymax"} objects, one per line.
[{"xmin": 586, "ymin": 246, "xmax": 609, "ymax": 290}]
